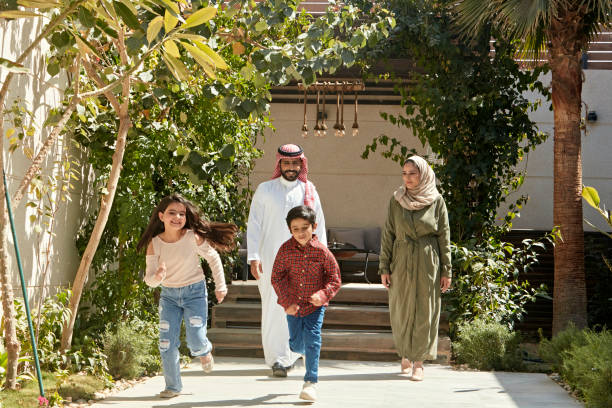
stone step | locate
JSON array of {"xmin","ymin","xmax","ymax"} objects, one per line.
[
  {"xmin": 212, "ymin": 302, "xmax": 391, "ymax": 329},
  {"xmin": 208, "ymin": 327, "xmax": 450, "ymax": 363},
  {"xmin": 226, "ymin": 281, "xmax": 389, "ymax": 305}
]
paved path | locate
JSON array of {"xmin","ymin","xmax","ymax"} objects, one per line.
[{"xmin": 90, "ymin": 357, "xmax": 581, "ymax": 408}]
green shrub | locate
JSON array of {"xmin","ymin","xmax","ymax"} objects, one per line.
[
  {"xmin": 562, "ymin": 329, "xmax": 612, "ymax": 408},
  {"xmin": 538, "ymin": 322, "xmax": 587, "ymax": 374},
  {"xmin": 103, "ymin": 320, "xmax": 156, "ymax": 380},
  {"xmin": 454, "ymin": 318, "xmax": 524, "ymax": 371}
]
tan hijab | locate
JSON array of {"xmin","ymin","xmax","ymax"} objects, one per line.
[{"xmin": 393, "ymin": 155, "xmax": 441, "ymax": 211}]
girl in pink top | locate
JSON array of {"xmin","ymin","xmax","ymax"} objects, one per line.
[{"xmin": 137, "ymin": 194, "xmax": 237, "ymax": 398}]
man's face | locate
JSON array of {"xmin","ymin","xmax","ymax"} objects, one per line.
[{"xmin": 279, "ymin": 158, "xmax": 302, "ymax": 181}]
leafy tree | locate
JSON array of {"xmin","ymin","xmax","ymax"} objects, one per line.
[
  {"xmin": 361, "ymin": 0, "xmax": 549, "ymax": 242},
  {"xmin": 454, "ymin": 0, "xmax": 611, "ymax": 335},
  {"xmin": 1, "ymin": 0, "xmax": 394, "ymax": 386}
]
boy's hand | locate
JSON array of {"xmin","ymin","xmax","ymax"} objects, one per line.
[
  {"xmin": 250, "ymin": 260, "xmax": 263, "ymax": 280},
  {"xmin": 285, "ymin": 304, "xmax": 299, "ymax": 316},
  {"xmin": 309, "ymin": 292, "xmax": 325, "ymax": 307},
  {"xmin": 215, "ymin": 290, "xmax": 227, "ymax": 303},
  {"xmin": 155, "ymin": 261, "xmax": 167, "ymax": 282}
]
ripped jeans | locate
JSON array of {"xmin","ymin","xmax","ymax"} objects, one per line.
[{"xmin": 158, "ymin": 280, "xmax": 212, "ymax": 392}]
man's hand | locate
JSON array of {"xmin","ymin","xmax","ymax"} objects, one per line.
[
  {"xmin": 155, "ymin": 262, "xmax": 167, "ymax": 282},
  {"xmin": 215, "ymin": 290, "xmax": 227, "ymax": 303},
  {"xmin": 309, "ymin": 292, "xmax": 325, "ymax": 307},
  {"xmin": 250, "ymin": 260, "xmax": 263, "ymax": 280},
  {"xmin": 440, "ymin": 277, "xmax": 452, "ymax": 293},
  {"xmin": 381, "ymin": 274, "xmax": 391, "ymax": 289},
  {"xmin": 285, "ymin": 304, "xmax": 299, "ymax": 316}
]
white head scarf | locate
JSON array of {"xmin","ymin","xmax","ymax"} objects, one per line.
[{"xmin": 393, "ymin": 155, "xmax": 441, "ymax": 210}]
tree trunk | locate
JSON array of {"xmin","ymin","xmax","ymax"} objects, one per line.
[
  {"xmin": 60, "ymin": 113, "xmax": 131, "ymax": 351},
  {"xmin": 549, "ymin": 14, "xmax": 588, "ymax": 335},
  {"xmin": 0, "ymin": 188, "xmax": 21, "ymax": 389}
]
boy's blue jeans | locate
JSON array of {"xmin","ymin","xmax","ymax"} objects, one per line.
[
  {"xmin": 286, "ymin": 306, "xmax": 326, "ymax": 383},
  {"xmin": 159, "ymin": 280, "xmax": 212, "ymax": 392}
]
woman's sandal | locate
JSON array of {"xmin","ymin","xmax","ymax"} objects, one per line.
[
  {"xmin": 401, "ymin": 358, "xmax": 412, "ymax": 374},
  {"xmin": 411, "ymin": 365, "xmax": 424, "ymax": 381}
]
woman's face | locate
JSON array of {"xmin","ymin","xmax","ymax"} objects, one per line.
[{"xmin": 402, "ymin": 162, "xmax": 420, "ymax": 189}]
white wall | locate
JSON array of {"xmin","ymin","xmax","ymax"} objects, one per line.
[
  {"xmin": 504, "ymin": 70, "xmax": 612, "ymax": 232},
  {"xmin": 1, "ymin": 19, "xmax": 84, "ymax": 303},
  {"xmin": 252, "ymin": 71, "xmax": 612, "ymax": 233}
]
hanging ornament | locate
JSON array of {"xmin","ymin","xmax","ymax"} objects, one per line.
[
  {"xmin": 333, "ymin": 85, "xmax": 341, "ymax": 137},
  {"xmin": 339, "ymin": 83, "xmax": 346, "ymax": 137},
  {"xmin": 352, "ymin": 89, "xmax": 359, "ymax": 136},
  {"xmin": 321, "ymin": 86, "xmax": 328, "ymax": 137},
  {"xmin": 301, "ymin": 88, "xmax": 308, "ymax": 138},
  {"xmin": 314, "ymin": 89, "xmax": 321, "ymax": 137}
]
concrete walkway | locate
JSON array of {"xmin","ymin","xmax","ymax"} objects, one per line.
[{"xmin": 90, "ymin": 357, "xmax": 581, "ymax": 408}]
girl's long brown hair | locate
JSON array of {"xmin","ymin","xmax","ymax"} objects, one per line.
[{"xmin": 136, "ymin": 193, "xmax": 238, "ymax": 253}]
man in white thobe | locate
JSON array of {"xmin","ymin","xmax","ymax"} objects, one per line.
[{"xmin": 247, "ymin": 144, "xmax": 327, "ymax": 377}]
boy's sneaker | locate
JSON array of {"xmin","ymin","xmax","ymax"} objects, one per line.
[
  {"xmin": 159, "ymin": 389, "xmax": 180, "ymax": 398},
  {"xmin": 272, "ymin": 362, "xmax": 287, "ymax": 377},
  {"xmin": 201, "ymin": 354, "xmax": 214, "ymax": 373},
  {"xmin": 299, "ymin": 381, "xmax": 317, "ymax": 401}
]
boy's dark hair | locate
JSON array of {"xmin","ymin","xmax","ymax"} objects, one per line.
[{"xmin": 286, "ymin": 205, "xmax": 316, "ymax": 227}]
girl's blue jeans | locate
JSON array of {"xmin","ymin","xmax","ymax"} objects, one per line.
[
  {"xmin": 286, "ymin": 306, "xmax": 326, "ymax": 383},
  {"xmin": 159, "ymin": 280, "xmax": 212, "ymax": 392}
]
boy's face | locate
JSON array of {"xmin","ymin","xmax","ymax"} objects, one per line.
[{"xmin": 289, "ymin": 217, "xmax": 317, "ymax": 246}]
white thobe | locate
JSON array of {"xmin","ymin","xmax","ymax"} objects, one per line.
[{"xmin": 247, "ymin": 177, "xmax": 327, "ymax": 367}]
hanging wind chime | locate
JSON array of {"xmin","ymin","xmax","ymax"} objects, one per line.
[{"xmin": 297, "ymin": 80, "xmax": 364, "ymax": 138}]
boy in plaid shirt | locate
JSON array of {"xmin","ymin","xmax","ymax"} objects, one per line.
[{"xmin": 271, "ymin": 205, "xmax": 341, "ymax": 402}]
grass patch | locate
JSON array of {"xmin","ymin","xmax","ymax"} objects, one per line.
[{"xmin": 0, "ymin": 372, "xmax": 107, "ymax": 408}]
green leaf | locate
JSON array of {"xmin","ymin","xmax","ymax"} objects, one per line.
[
  {"xmin": 113, "ymin": 1, "xmax": 141, "ymax": 30},
  {"xmin": 254, "ymin": 20, "xmax": 268, "ymax": 32},
  {"xmin": 46, "ymin": 62, "xmax": 60, "ymax": 77},
  {"xmin": 162, "ymin": 51, "xmax": 189, "ymax": 81},
  {"xmin": 78, "ymin": 7, "xmax": 95, "ymax": 28},
  {"xmin": 181, "ymin": 6, "xmax": 216, "ymax": 29},
  {"xmin": 193, "ymin": 41, "xmax": 228, "ymax": 70},
  {"xmin": 146, "ymin": 16, "xmax": 163, "ymax": 43},
  {"xmin": 582, "ymin": 186, "xmax": 600, "ymax": 209},
  {"xmin": 163, "ymin": 39, "xmax": 181, "ymax": 58},
  {"xmin": 0, "ymin": 10, "xmax": 41, "ymax": 18},
  {"xmin": 180, "ymin": 42, "xmax": 216, "ymax": 78},
  {"xmin": 220, "ymin": 144, "xmax": 235, "ymax": 158},
  {"xmin": 164, "ymin": 8, "xmax": 178, "ymax": 33}
]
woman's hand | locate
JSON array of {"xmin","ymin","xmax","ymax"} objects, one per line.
[
  {"xmin": 215, "ymin": 289, "xmax": 227, "ymax": 303},
  {"xmin": 440, "ymin": 277, "xmax": 451, "ymax": 293},
  {"xmin": 381, "ymin": 274, "xmax": 391, "ymax": 289}
]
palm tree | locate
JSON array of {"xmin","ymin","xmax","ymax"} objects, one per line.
[{"xmin": 453, "ymin": 0, "xmax": 611, "ymax": 334}]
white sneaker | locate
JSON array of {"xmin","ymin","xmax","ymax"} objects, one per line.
[{"xmin": 299, "ymin": 381, "xmax": 317, "ymax": 401}]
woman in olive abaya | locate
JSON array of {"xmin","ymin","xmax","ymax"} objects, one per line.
[{"xmin": 379, "ymin": 155, "xmax": 451, "ymax": 381}]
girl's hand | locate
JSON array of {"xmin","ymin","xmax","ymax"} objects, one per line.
[
  {"xmin": 155, "ymin": 262, "xmax": 167, "ymax": 282},
  {"xmin": 381, "ymin": 274, "xmax": 391, "ymax": 289},
  {"xmin": 285, "ymin": 304, "xmax": 299, "ymax": 316},
  {"xmin": 215, "ymin": 290, "xmax": 227, "ymax": 303},
  {"xmin": 309, "ymin": 293, "xmax": 324, "ymax": 307},
  {"xmin": 440, "ymin": 277, "xmax": 452, "ymax": 293}
]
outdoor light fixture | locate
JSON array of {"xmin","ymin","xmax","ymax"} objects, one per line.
[
  {"xmin": 297, "ymin": 81, "xmax": 365, "ymax": 138},
  {"xmin": 587, "ymin": 111, "xmax": 598, "ymax": 122}
]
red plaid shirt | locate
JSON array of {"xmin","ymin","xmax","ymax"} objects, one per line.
[{"xmin": 271, "ymin": 235, "xmax": 341, "ymax": 317}]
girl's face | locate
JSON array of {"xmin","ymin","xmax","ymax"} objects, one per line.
[
  {"xmin": 402, "ymin": 162, "xmax": 421, "ymax": 189},
  {"xmin": 159, "ymin": 202, "xmax": 187, "ymax": 231}
]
